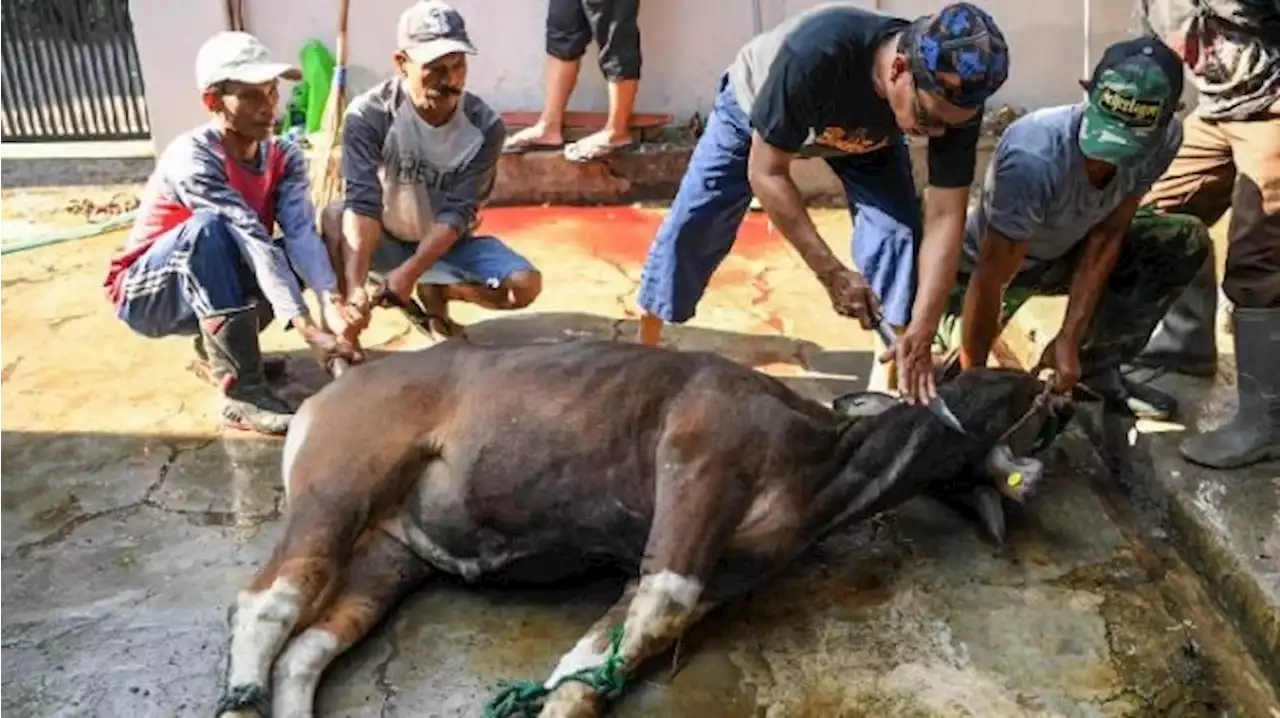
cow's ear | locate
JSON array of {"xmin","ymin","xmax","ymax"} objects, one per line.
[{"xmin": 831, "ymin": 391, "xmax": 899, "ymax": 419}]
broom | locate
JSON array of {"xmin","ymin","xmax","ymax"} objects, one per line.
[
  {"xmin": 225, "ymin": 0, "xmax": 245, "ymax": 31},
  {"xmin": 308, "ymin": 0, "xmax": 353, "ymax": 376},
  {"xmin": 308, "ymin": 0, "xmax": 351, "ymax": 216}
]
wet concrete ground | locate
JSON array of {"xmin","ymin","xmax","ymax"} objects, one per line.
[
  {"xmin": 1097, "ymin": 369, "xmax": 1280, "ymax": 690},
  {"xmin": 3, "ymin": 206, "xmax": 1277, "ymax": 717}
]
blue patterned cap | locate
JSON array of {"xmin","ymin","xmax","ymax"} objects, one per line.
[{"xmin": 902, "ymin": 2, "xmax": 1010, "ymax": 109}]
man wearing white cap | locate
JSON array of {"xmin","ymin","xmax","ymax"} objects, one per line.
[
  {"xmin": 323, "ymin": 0, "xmax": 542, "ymax": 342},
  {"xmin": 102, "ymin": 31, "xmax": 356, "ymax": 436}
]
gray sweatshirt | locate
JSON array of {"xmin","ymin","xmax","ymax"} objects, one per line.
[{"xmin": 340, "ymin": 77, "xmax": 505, "ymax": 241}]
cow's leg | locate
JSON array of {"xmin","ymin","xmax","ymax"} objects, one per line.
[
  {"xmin": 539, "ymin": 454, "xmax": 747, "ymax": 717},
  {"xmin": 271, "ymin": 527, "xmax": 431, "ymax": 718},
  {"xmin": 537, "ymin": 579, "xmax": 719, "ymax": 718},
  {"xmin": 217, "ymin": 502, "xmax": 364, "ymax": 718}
]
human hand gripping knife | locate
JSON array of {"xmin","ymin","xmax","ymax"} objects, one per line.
[
  {"xmin": 867, "ymin": 307, "xmax": 1048, "ymax": 504},
  {"xmin": 867, "ymin": 308, "xmax": 969, "ymax": 436}
]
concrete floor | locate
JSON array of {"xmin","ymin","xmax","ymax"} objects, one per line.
[{"xmin": 0, "ymin": 205, "xmax": 1271, "ymax": 717}]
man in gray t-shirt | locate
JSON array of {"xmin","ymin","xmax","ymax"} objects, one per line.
[
  {"xmin": 322, "ymin": 1, "xmax": 542, "ymax": 345},
  {"xmin": 942, "ymin": 37, "xmax": 1211, "ymax": 421}
]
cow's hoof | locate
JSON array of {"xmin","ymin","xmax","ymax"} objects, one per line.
[
  {"xmin": 538, "ymin": 683, "xmax": 600, "ymax": 718},
  {"xmin": 216, "ymin": 684, "xmax": 271, "ymax": 717}
]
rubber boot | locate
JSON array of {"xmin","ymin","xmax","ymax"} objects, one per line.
[
  {"xmin": 193, "ymin": 335, "xmax": 287, "ymax": 383},
  {"xmin": 1080, "ymin": 364, "xmax": 1179, "ymax": 421},
  {"xmin": 200, "ymin": 308, "xmax": 294, "ymax": 435},
  {"xmin": 1179, "ymin": 307, "xmax": 1280, "ymax": 469},
  {"xmin": 1134, "ymin": 259, "xmax": 1219, "ymax": 377}
]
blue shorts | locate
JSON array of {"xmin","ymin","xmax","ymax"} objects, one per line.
[
  {"xmin": 116, "ymin": 212, "xmax": 267, "ymax": 338},
  {"xmin": 370, "ymin": 231, "xmax": 536, "ymax": 287},
  {"xmin": 636, "ymin": 74, "xmax": 923, "ymax": 327}
]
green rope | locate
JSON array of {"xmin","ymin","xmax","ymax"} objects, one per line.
[{"xmin": 482, "ymin": 625, "xmax": 629, "ymax": 718}]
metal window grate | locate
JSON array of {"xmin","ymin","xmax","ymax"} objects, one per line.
[{"xmin": 1, "ymin": 0, "xmax": 151, "ymax": 142}]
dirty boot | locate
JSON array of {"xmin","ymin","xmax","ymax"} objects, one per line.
[
  {"xmin": 200, "ymin": 309, "xmax": 294, "ymax": 435},
  {"xmin": 1134, "ymin": 260, "xmax": 1219, "ymax": 377},
  {"xmin": 1079, "ymin": 365, "xmax": 1178, "ymax": 421},
  {"xmin": 193, "ymin": 335, "xmax": 287, "ymax": 383},
  {"xmin": 1179, "ymin": 307, "xmax": 1280, "ymax": 469}
]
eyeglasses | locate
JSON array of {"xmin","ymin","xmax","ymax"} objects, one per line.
[{"xmin": 912, "ymin": 85, "xmax": 982, "ymax": 132}]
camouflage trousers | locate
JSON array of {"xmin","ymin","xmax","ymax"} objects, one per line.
[{"xmin": 936, "ymin": 207, "xmax": 1212, "ymax": 372}]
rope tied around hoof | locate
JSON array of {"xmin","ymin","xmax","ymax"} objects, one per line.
[
  {"xmin": 482, "ymin": 624, "xmax": 628, "ymax": 718},
  {"xmin": 215, "ymin": 683, "xmax": 271, "ymax": 716}
]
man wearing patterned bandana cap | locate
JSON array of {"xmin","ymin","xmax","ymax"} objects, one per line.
[
  {"xmin": 937, "ymin": 37, "xmax": 1212, "ymax": 422},
  {"xmin": 633, "ymin": 2, "xmax": 1009, "ymax": 406}
]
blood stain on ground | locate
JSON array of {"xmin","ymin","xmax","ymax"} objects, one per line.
[{"xmin": 476, "ymin": 206, "xmax": 786, "ymax": 267}]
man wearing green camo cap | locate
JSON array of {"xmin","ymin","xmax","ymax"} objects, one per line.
[{"xmin": 939, "ymin": 36, "xmax": 1211, "ymax": 421}]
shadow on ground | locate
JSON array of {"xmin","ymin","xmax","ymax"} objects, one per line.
[
  {"xmin": 278, "ymin": 310, "xmax": 875, "ymax": 407},
  {"xmin": 0, "ymin": 420, "xmax": 1245, "ymax": 717},
  {"xmin": 3, "ymin": 309, "xmax": 1268, "ymax": 717}
]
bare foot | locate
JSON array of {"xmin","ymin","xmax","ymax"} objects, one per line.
[{"xmin": 503, "ymin": 122, "xmax": 565, "ymax": 154}]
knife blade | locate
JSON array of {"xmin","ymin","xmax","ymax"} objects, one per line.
[{"xmin": 869, "ymin": 313, "xmax": 969, "ymax": 436}]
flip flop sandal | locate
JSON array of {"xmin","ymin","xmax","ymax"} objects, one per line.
[
  {"xmin": 390, "ymin": 296, "xmax": 469, "ymax": 342},
  {"xmin": 417, "ymin": 307, "xmax": 469, "ymax": 342},
  {"xmin": 501, "ymin": 131, "xmax": 565, "ymax": 155},
  {"xmin": 563, "ymin": 137, "xmax": 636, "ymax": 163}
]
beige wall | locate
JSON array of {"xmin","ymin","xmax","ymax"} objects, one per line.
[{"xmin": 132, "ymin": 0, "xmax": 1151, "ymax": 153}]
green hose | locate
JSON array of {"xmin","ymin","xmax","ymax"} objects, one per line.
[{"xmin": 0, "ymin": 209, "xmax": 137, "ymax": 256}]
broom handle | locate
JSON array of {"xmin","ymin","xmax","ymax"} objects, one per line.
[{"xmin": 336, "ymin": 0, "xmax": 350, "ymax": 67}]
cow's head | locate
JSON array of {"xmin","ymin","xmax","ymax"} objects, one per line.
[{"xmin": 831, "ymin": 367, "xmax": 1073, "ymax": 544}]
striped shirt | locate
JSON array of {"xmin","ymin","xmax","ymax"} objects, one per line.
[{"xmin": 104, "ymin": 123, "xmax": 337, "ymax": 322}]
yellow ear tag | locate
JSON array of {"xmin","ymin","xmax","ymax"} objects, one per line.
[{"xmin": 1006, "ymin": 471, "xmax": 1023, "ymax": 488}]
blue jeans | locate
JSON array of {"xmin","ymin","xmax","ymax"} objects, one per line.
[
  {"xmin": 636, "ymin": 74, "xmax": 922, "ymax": 327},
  {"xmin": 116, "ymin": 212, "xmax": 263, "ymax": 338},
  {"xmin": 370, "ymin": 231, "xmax": 537, "ymax": 287}
]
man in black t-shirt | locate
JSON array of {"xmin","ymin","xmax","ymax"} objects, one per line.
[{"xmin": 635, "ymin": 2, "xmax": 1009, "ymax": 405}]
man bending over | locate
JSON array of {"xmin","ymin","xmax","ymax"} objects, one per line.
[
  {"xmin": 946, "ymin": 37, "xmax": 1210, "ymax": 420},
  {"xmin": 633, "ymin": 2, "xmax": 1009, "ymax": 405}
]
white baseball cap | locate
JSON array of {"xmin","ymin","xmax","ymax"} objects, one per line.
[{"xmin": 195, "ymin": 31, "xmax": 302, "ymax": 91}]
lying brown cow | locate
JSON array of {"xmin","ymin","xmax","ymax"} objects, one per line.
[{"xmin": 215, "ymin": 340, "xmax": 1069, "ymax": 718}]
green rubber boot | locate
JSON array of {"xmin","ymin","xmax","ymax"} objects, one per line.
[{"xmin": 1179, "ymin": 307, "xmax": 1280, "ymax": 469}]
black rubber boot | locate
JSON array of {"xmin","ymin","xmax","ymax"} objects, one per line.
[
  {"xmin": 200, "ymin": 308, "xmax": 294, "ymax": 435},
  {"xmin": 1134, "ymin": 259, "xmax": 1219, "ymax": 377},
  {"xmin": 1179, "ymin": 307, "xmax": 1280, "ymax": 469},
  {"xmin": 1079, "ymin": 365, "xmax": 1179, "ymax": 421},
  {"xmin": 193, "ymin": 335, "xmax": 287, "ymax": 383}
]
